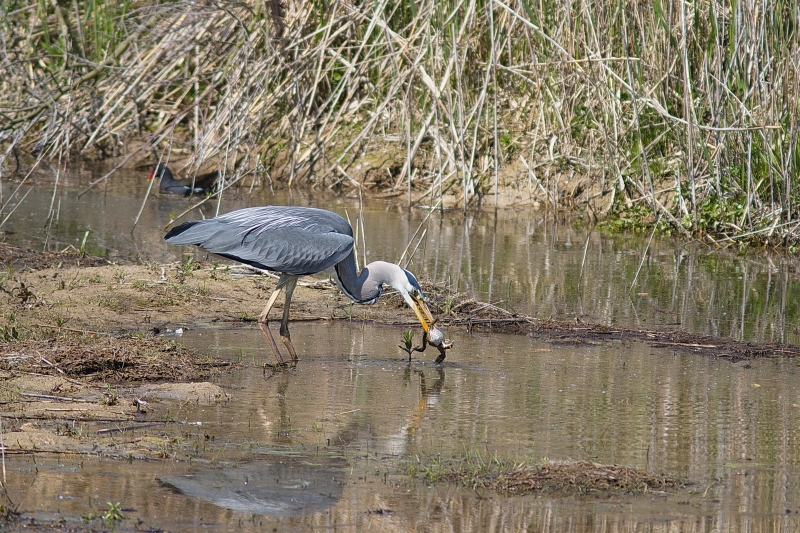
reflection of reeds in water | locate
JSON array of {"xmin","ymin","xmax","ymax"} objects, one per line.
[
  {"xmin": 408, "ymin": 214, "xmax": 800, "ymax": 346},
  {"xmin": 2, "ymin": 0, "xmax": 800, "ymax": 244}
]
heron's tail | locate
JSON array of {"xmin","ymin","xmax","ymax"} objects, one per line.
[{"xmin": 164, "ymin": 220, "xmax": 204, "ymax": 245}]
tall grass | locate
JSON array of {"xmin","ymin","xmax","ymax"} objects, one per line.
[{"xmin": 0, "ymin": 0, "xmax": 798, "ymax": 245}]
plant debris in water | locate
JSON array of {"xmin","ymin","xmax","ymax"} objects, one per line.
[
  {"xmin": 0, "ymin": 242, "xmax": 107, "ymax": 271},
  {"xmin": 412, "ymin": 456, "xmax": 684, "ymax": 495},
  {"xmin": 405, "ymin": 282, "xmax": 800, "ymax": 361},
  {"xmin": 0, "ymin": 332, "xmax": 229, "ymax": 383}
]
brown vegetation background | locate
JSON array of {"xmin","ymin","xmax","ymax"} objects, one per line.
[{"xmin": 1, "ymin": 0, "xmax": 799, "ymax": 244}]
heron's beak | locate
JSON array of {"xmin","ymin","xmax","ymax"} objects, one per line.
[{"xmin": 410, "ymin": 293, "xmax": 435, "ymax": 332}]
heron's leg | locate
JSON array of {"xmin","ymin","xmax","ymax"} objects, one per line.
[
  {"xmin": 278, "ymin": 277, "xmax": 299, "ymax": 360},
  {"xmin": 259, "ymin": 286, "xmax": 286, "ymax": 364}
]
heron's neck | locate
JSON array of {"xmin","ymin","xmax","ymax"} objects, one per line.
[{"xmin": 333, "ymin": 253, "xmax": 391, "ymax": 304}]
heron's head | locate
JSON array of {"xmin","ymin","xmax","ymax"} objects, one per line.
[
  {"xmin": 369, "ymin": 262, "xmax": 433, "ymax": 329},
  {"xmin": 393, "ymin": 267, "xmax": 435, "ymax": 334}
]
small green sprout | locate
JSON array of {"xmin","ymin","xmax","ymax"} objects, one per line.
[{"xmin": 103, "ymin": 502, "xmax": 123, "ymax": 522}]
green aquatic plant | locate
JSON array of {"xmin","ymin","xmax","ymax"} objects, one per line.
[
  {"xmin": 398, "ymin": 329, "xmax": 414, "ymax": 356},
  {"xmin": 79, "ymin": 231, "xmax": 90, "ymax": 257},
  {"xmin": 102, "ymin": 501, "xmax": 123, "ymax": 522}
]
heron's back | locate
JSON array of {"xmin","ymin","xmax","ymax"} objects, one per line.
[{"xmin": 164, "ymin": 206, "xmax": 355, "ymax": 275}]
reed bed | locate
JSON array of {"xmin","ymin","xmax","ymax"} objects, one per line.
[{"xmin": 0, "ymin": 0, "xmax": 798, "ymax": 245}]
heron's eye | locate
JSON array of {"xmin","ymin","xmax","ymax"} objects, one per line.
[{"xmin": 410, "ymin": 288, "xmax": 420, "ymax": 298}]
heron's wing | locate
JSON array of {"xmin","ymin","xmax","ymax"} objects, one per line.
[
  {"xmin": 165, "ymin": 206, "xmax": 355, "ymax": 275},
  {"xmin": 233, "ymin": 227, "xmax": 353, "ymax": 275},
  {"xmin": 215, "ymin": 206, "xmax": 353, "ymax": 237}
]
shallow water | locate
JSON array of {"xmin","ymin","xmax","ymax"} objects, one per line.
[
  {"xmin": 4, "ymin": 164, "xmax": 800, "ymax": 531},
  {"xmin": 7, "ymin": 323, "xmax": 800, "ymax": 532}
]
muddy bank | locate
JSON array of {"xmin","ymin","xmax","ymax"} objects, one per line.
[
  {"xmin": 1, "ymin": 327, "xmax": 231, "ymax": 458},
  {"xmin": 0, "ymin": 245, "xmax": 236, "ymax": 459}
]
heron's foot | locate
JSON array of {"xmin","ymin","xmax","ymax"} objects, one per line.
[
  {"xmin": 263, "ymin": 360, "xmax": 297, "ymax": 377},
  {"xmin": 279, "ymin": 334, "xmax": 298, "ymax": 361},
  {"xmin": 258, "ymin": 320, "xmax": 291, "ymax": 365}
]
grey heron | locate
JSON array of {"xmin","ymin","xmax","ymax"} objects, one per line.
[
  {"xmin": 164, "ymin": 206, "xmax": 450, "ymax": 364},
  {"xmin": 149, "ymin": 164, "xmax": 219, "ymax": 196}
]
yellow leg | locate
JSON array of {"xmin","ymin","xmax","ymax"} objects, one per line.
[{"xmin": 259, "ymin": 287, "xmax": 286, "ymax": 364}]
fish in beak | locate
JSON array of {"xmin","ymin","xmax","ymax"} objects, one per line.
[{"xmin": 409, "ymin": 292, "xmax": 452, "ymax": 350}]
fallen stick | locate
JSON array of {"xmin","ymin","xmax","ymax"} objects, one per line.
[{"xmin": 21, "ymin": 393, "xmax": 90, "ymax": 403}]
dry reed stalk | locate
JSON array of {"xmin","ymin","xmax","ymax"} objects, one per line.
[{"xmin": 0, "ymin": 0, "xmax": 798, "ymax": 245}]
